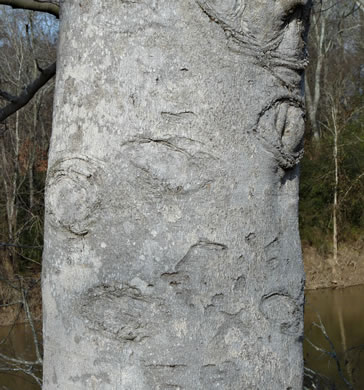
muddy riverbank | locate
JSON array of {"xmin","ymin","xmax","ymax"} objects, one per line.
[{"xmin": 304, "ymin": 243, "xmax": 364, "ymax": 290}]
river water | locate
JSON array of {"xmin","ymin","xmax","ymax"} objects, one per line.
[
  {"xmin": 0, "ymin": 322, "xmax": 41, "ymax": 390},
  {"xmin": 304, "ymin": 284, "xmax": 364, "ymax": 389},
  {"xmin": 1, "ymin": 285, "xmax": 364, "ymax": 389}
]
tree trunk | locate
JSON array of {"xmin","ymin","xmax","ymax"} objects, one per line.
[
  {"xmin": 332, "ymin": 105, "xmax": 339, "ymax": 282},
  {"xmin": 306, "ymin": 11, "xmax": 327, "ymax": 141},
  {"xmin": 43, "ymin": 1, "xmax": 311, "ymax": 388}
]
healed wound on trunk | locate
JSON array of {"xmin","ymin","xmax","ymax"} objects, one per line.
[{"xmin": 197, "ymin": 0, "xmax": 309, "ymax": 169}]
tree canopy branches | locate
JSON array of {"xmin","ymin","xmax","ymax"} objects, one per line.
[
  {"xmin": 0, "ymin": 61, "xmax": 56, "ymax": 123},
  {"xmin": 0, "ymin": 0, "xmax": 59, "ymax": 18}
]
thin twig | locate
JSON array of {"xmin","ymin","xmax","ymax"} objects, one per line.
[
  {"xmin": 0, "ymin": 366, "xmax": 42, "ymax": 386},
  {"xmin": 0, "ymin": 352, "xmax": 39, "ymax": 367},
  {"xmin": 20, "ymin": 278, "xmax": 42, "ymax": 364},
  {"xmin": 0, "ymin": 301, "xmax": 22, "ymax": 308},
  {"xmin": 307, "ymin": 316, "xmax": 354, "ymax": 390}
]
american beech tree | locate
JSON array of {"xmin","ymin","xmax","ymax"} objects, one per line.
[{"xmin": 2, "ymin": 0, "xmax": 312, "ymax": 388}]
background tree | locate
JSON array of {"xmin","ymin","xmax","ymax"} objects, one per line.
[
  {"xmin": 300, "ymin": 0, "xmax": 364, "ymax": 285},
  {"xmin": 0, "ymin": 7, "xmax": 57, "ymax": 387},
  {"xmin": 0, "ymin": 5, "xmax": 57, "ymax": 278}
]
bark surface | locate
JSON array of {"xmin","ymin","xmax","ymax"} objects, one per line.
[{"xmin": 43, "ymin": 0, "xmax": 311, "ymax": 388}]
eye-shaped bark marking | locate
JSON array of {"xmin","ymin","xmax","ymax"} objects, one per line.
[
  {"xmin": 260, "ymin": 292, "xmax": 301, "ymax": 335},
  {"xmin": 251, "ymin": 97, "xmax": 305, "ymax": 169},
  {"xmin": 196, "ymin": 0, "xmax": 310, "ymax": 89},
  {"xmin": 78, "ymin": 283, "xmax": 160, "ymax": 342},
  {"xmin": 46, "ymin": 156, "xmax": 104, "ymax": 235}
]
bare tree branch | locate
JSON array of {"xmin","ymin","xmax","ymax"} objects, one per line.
[
  {"xmin": 0, "ymin": 301, "xmax": 22, "ymax": 308},
  {"xmin": 0, "ymin": 0, "xmax": 59, "ymax": 18},
  {"xmin": 304, "ymin": 367, "xmax": 335, "ymax": 390},
  {"xmin": 356, "ymin": 0, "xmax": 364, "ymax": 12},
  {"xmin": 0, "ymin": 277, "xmax": 42, "ymax": 386},
  {"xmin": 0, "ymin": 366, "xmax": 42, "ymax": 386},
  {"xmin": 20, "ymin": 278, "xmax": 42, "ymax": 364},
  {"xmin": 307, "ymin": 316, "xmax": 354, "ymax": 390},
  {"xmin": 0, "ymin": 91, "xmax": 17, "ymax": 103},
  {"xmin": 0, "ymin": 351, "xmax": 38, "ymax": 367},
  {"xmin": 0, "ymin": 61, "xmax": 56, "ymax": 123},
  {"xmin": 0, "ymin": 241, "xmax": 43, "ymax": 249}
]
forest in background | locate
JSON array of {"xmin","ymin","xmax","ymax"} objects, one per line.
[
  {"xmin": 300, "ymin": 0, "xmax": 364, "ymax": 288},
  {"xmin": 0, "ymin": 7, "xmax": 55, "ymax": 279},
  {"xmin": 0, "ymin": 0, "xmax": 363, "ymax": 289}
]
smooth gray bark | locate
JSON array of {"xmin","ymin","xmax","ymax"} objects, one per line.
[{"xmin": 43, "ymin": 0, "xmax": 311, "ymax": 388}]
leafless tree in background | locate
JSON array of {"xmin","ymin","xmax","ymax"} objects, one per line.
[
  {"xmin": 0, "ymin": 5, "xmax": 57, "ymax": 277},
  {"xmin": 0, "ymin": 5, "xmax": 57, "ymax": 389}
]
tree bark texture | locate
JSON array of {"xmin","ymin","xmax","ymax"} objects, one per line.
[{"xmin": 43, "ymin": 0, "xmax": 311, "ymax": 388}]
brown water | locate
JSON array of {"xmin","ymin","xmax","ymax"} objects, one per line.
[
  {"xmin": 1, "ymin": 285, "xmax": 363, "ymax": 389},
  {"xmin": 0, "ymin": 323, "xmax": 41, "ymax": 390},
  {"xmin": 304, "ymin": 284, "xmax": 364, "ymax": 389}
]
